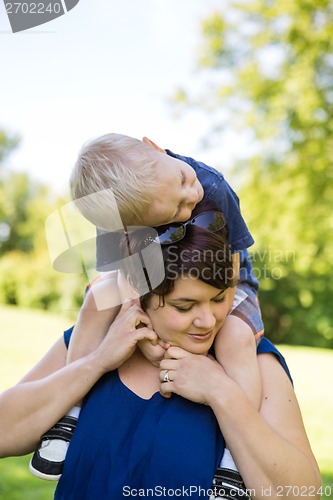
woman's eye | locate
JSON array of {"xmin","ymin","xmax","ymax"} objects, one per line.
[
  {"xmin": 181, "ymin": 171, "xmax": 186, "ymax": 185},
  {"xmin": 213, "ymin": 296, "xmax": 226, "ymax": 304},
  {"xmin": 175, "ymin": 305, "xmax": 192, "ymax": 313}
]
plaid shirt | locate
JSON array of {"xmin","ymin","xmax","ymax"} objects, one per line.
[{"xmin": 229, "ymin": 281, "xmax": 264, "ymax": 344}]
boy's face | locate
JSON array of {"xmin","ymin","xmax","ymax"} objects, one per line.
[{"xmin": 144, "ymin": 149, "xmax": 204, "ymax": 226}]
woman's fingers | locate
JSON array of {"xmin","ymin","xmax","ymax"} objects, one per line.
[
  {"xmin": 162, "ymin": 346, "xmax": 191, "ymax": 360},
  {"xmin": 160, "ymin": 369, "xmax": 173, "ymax": 383},
  {"xmin": 159, "ymin": 369, "xmax": 173, "ymax": 399},
  {"xmin": 116, "ymin": 298, "xmax": 148, "ymax": 326},
  {"xmin": 159, "ymin": 350, "xmax": 189, "ymax": 392},
  {"xmin": 134, "ymin": 326, "xmax": 158, "ymax": 344},
  {"xmin": 159, "ymin": 358, "xmax": 178, "ymax": 371}
]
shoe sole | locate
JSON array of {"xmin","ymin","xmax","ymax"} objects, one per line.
[{"xmin": 29, "ymin": 462, "xmax": 61, "ymax": 481}]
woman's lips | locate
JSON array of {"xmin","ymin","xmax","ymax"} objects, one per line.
[{"xmin": 187, "ymin": 330, "xmax": 213, "ymax": 342}]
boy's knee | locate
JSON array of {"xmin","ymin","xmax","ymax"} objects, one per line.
[
  {"xmin": 219, "ymin": 315, "xmax": 257, "ymax": 354},
  {"xmin": 83, "ymin": 272, "xmax": 121, "ymax": 312}
]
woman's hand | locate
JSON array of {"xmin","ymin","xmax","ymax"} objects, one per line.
[
  {"xmin": 137, "ymin": 338, "xmax": 170, "ymax": 367},
  {"xmin": 91, "ymin": 299, "xmax": 158, "ymax": 375},
  {"xmin": 159, "ymin": 347, "xmax": 227, "ymax": 404}
]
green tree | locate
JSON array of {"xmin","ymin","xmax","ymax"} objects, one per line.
[
  {"xmin": 175, "ymin": 0, "xmax": 333, "ymax": 347},
  {"xmin": 0, "ymin": 170, "xmax": 66, "ymax": 256},
  {"xmin": 0, "ymin": 129, "xmax": 19, "ymax": 165},
  {"xmin": 0, "ymin": 128, "xmax": 86, "ymax": 314},
  {"xmin": 0, "ymin": 129, "xmax": 19, "ymax": 246}
]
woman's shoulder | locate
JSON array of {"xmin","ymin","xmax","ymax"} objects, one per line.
[{"xmin": 257, "ymin": 338, "xmax": 293, "ymax": 384}]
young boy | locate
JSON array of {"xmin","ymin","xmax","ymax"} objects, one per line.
[{"xmin": 30, "ymin": 134, "xmax": 264, "ymax": 494}]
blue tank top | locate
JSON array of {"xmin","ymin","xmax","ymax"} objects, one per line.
[
  {"xmin": 55, "ymin": 367, "xmax": 224, "ymax": 500},
  {"xmin": 56, "ymin": 332, "xmax": 291, "ymax": 499}
]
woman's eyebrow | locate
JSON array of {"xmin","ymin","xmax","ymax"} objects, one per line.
[
  {"xmin": 169, "ymin": 297, "xmax": 196, "ymax": 303},
  {"xmin": 169, "ymin": 290, "xmax": 227, "ymax": 303}
]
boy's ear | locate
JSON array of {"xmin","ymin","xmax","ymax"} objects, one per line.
[{"xmin": 142, "ymin": 137, "xmax": 166, "ymax": 154}]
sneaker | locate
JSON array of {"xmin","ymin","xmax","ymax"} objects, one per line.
[
  {"xmin": 29, "ymin": 415, "xmax": 77, "ymax": 481},
  {"xmin": 210, "ymin": 467, "xmax": 251, "ymax": 499}
]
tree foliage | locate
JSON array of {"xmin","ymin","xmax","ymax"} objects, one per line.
[
  {"xmin": 176, "ymin": 0, "xmax": 333, "ymax": 347},
  {"xmin": 0, "ymin": 129, "xmax": 19, "ymax": 166},
  {"xmin": 0, "ymin": 128, "xmax": 86, "ymax": 316}
]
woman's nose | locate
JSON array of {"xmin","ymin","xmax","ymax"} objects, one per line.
[{"xmin": 192, "ymin": 307, "xmax": 216, "ymax": 330}]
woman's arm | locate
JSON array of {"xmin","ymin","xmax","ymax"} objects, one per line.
[
  {"xmin": 160, "ymin": 349, "xmax": 321, "ymax": 500},
  {"xmin": 0, "ymin": 339, "xmax": 105, "ymax": 457},
  {"xmin": 0, "ymin": 300, "xmax": 157, "ymax": 458},
  {"xmin": 218, "ymin": 353, "xmax": 321, "ymax": 499}
]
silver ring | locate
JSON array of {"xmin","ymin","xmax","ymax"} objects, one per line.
[{"xmin": 163, "ymin": 370, "xmax": 170, "ymax": 383}]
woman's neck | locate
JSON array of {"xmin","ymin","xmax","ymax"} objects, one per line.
[{"xmin": 118, "ymin": 349, "xmax": 161, "ymax": 400}]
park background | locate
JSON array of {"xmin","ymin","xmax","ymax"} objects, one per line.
[{"xmin": 0, "ymin": 0, "xmax": 332, "ymax": 498}]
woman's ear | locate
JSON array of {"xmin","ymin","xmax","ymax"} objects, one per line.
[
  {"xmin": 142, "ymin": 137, "xmax": 166, "ymax": 154},
  {"xmin": 127, "ymin": 276, "xmax": 141, "ymax": 304},
  {"xmin": 117, "ymin": 270, "xmax": 139, "ymax": 303}
]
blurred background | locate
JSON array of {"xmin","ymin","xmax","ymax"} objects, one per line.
[{"xmin": 0, "ymin": 0, "xmax": 332, "ymax": 498}]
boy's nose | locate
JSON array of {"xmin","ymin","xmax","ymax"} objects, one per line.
[{"xmin": 186, "ymin": 184, "xmax": 200, "ymax": 203}]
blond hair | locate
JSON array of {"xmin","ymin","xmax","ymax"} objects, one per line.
[{"xmin": 70, "ymin": 133, "xmax": 160, "ymax": 229}]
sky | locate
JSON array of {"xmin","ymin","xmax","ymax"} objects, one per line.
[{"xmin": 0, "ymin": 0, "xmax": 231, "ymax": 193}]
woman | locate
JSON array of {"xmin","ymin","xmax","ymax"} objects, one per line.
[
  {"xmin": 0, "ymin": 207, "xmax": 321, "ymax": 499},
  {"xmin": 54, "ymin": 208, "xmax": 319, "ymax": 499}
]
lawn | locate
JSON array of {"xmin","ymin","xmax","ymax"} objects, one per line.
[{"xmin": 0, "ymin": 305, "xmax": 332, "ymax": 499}]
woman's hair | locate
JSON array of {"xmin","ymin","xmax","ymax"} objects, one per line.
[
  {"xmin": 70, "ymin": 133, "xmax": 161, "ymax": 229},
  {"xmin": 122, "ymin": 201, "xmax": 236, "ymax": 311}
]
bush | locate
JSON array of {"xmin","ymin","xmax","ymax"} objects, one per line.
[
  {"xmin": 0, "ymin": 250, "xmax": 86, "ymax": 317},
  {"xmin": 250, "ymin": 251, "xmax": 333, "ymax": 348}
]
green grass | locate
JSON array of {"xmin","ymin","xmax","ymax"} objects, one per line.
[
  {"xmin": 0, "ymin": 305, "xmax": 71, "ymax": 499},
  {"xmin": 0, "ymin": 305, "xmax": 74, "ymax": 391},
  {"xmin": 0, "ymin": 455, "xmax": 56, "ymax": 499},
  {"xmin": 279, "ymin": 345, "xmax": 333, "ymax": 498},
  {"xmin": 0, "ymin": 305, "xmax": 332, "ymax": 499}
]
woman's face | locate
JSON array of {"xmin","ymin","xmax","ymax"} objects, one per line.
[{"xmin": 145, "ymin": 276, "xmax": 232, "ymax": 355}]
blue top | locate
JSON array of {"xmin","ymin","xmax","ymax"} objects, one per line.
[
  {"xmin": 55, "ymin": 367, "xmax": 224, "ymax": 499},
  {"xmin": 165, "ymin": 150, "xmax": 254, "ymax": 253},
  {"xmin": 55, "ymin": 332, "xmax": 291, "ymax": 500}
]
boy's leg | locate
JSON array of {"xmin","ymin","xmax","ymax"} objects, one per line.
[
  {"xmin": 29, "ymin": 272, "xmax": 122, "ymax": 480},
  {"xmin": 213, "ymin": 309, "xmax": 262, "ymax": 494},
  {"xmin": 67, "ymin": 271, "xmax": 122, "ymax": 363},
  {"xmin": 236, "ymin": 249, "xmax": 264, "ymax": 341},
  {"xmin": 214, "ymin": 313, "xmax": 262, "ymax": 410}
]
